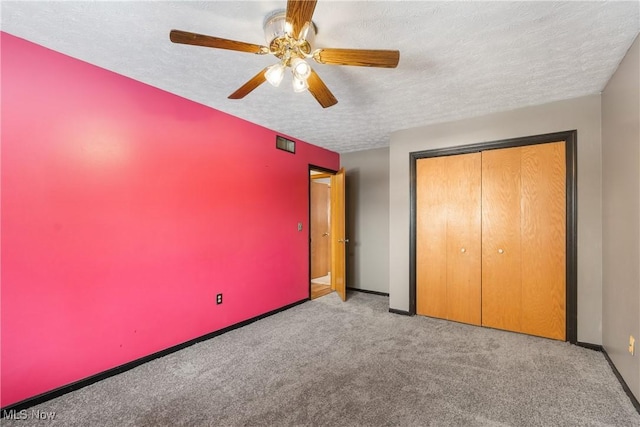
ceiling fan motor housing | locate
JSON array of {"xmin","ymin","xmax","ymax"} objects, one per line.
[{"xmin": 263, "ymin": 9, "xmax": 316, "ymax": 59}]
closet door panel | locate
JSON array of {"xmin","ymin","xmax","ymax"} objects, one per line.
[
  {"xmin": 416, "ymin": 157, "xmax": 448, "ymax": 318},
  {"xmin": 446, "ymin": 153, "xmax": 482, "ymax": 325},
  {"xmin": 482, "ymin": 148, "xmax": 522, "ymax": 332},
  {"xmin": 521, "ymin": 142, "xmax": 566, "ymax": 340}
]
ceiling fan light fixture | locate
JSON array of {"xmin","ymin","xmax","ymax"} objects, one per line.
[
  {"xmin": 265, "ymin": 63, "xmax": 285, "ymax": 87},
  {"xmin": 292, "ymin": 75, "xmax": 309, "ymax": 93},
  {"xmin": 291, "ymin": 57, "xmax": 311, "ymax": 80}
]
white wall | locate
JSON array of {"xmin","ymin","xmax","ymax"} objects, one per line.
[
  {"xmin": 389, "ymin": 95, "xmax": 603, "ymax": 344},
  {"xmin": 602, "ymin": 35, "xmax": 640, "ymax": 400},
  {"xmin": 342, "ymin": 148, "xmax": 390, "ymax": 294}
]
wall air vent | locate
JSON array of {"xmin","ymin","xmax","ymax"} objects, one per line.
[{"xmin": 276, "ymin": 135, "xmax": 295, "ymax": 154}]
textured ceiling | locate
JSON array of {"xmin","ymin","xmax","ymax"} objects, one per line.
[{"xmin": 2, "ymin": 1, "xmax": 639, "ymax": 153}]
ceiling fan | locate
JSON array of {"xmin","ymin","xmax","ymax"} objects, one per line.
[{"xmin": 169, "ymin": 0, "xmax": 400, "ymax": 108}]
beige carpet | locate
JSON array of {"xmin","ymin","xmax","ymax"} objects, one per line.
[{"xmin": 3, "ymin": 291, "xmax": 639, "ymax": 426}]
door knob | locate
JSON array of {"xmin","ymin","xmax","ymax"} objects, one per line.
[
  {"xmin": 322, "ymin": 232, "xmax": 329, "ymax": 236},
  {"xmin": 498, "ymin": 248, "xmax": 504, "ymax": 254},
  {"xmin": 461, "ymin": 248, "xmax": 466, "ymax": 253}
]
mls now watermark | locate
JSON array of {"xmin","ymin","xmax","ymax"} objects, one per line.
[{"xmin": 2, "ymin": 409, "xmax": 57, "ymax": 420}]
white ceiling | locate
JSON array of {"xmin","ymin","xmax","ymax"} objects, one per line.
[{"xmin": 2, "ymin": 1, "xmax": 639, "ymax": 153}]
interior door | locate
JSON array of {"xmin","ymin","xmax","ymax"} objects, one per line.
[
  {"xmin": 482, "ymin": 142, "xmax": 566, "ymax": 340},
  {"xmin": 445, "ymin": 153, "xmax": 481, "ymax": 325},
  {"xmin": 416, "ymin": 153, "xmax": 481, "ymax": 325},
  {"xmin": 481, "ymin": 147, "xmax": 523, "ymax": 332},
  {"xmin": 310, "ymin": 180, "xmax": 330, "ymax": 278},
  {"xmin": 416, "ymin": 156, "xmax": 448, "ymax": 318},
  {"xmin": 331, "ymin": 168, "xmax": 347, "ymax": 301},
  {"xmin": 520, "ymin": 142, "xmax": 566, "ymax": 340}
]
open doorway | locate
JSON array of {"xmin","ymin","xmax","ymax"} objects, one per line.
[
  {"xmin": 309, "ymin": 167, "xmax": 347, "ymax": 301},
  {"xmin": 310, "ymin": 169, "xmax": 332, "ymax": 299}
]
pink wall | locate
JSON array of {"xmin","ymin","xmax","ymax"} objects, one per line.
[{"xmin": 0, "ymin": 32, "xmax": 339, "ymax": 408}]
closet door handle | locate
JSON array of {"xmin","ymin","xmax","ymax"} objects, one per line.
[
  {"xmin": 460, "ymin": 248, "xmax": 466, "ymax": 253},
  {"xmin": 498, "ymin": 248, "xmax": 504, "ymax": 254}
]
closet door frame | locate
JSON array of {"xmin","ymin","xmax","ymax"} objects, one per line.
[{"xmin": 409, "ymin": 130, "xmax": 578, "ymax": 343}]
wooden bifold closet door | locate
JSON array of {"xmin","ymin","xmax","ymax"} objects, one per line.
[
  {"xmin": 482, "ymin": 142, "xmax": 566, "ymax": 340},
  {"xmin": 416, "ymin": 152, "xmax": 482, "ymax": 326},
  {"xmin": 416, "ymin": 142, "xmax": 566, "ymax": 340}
]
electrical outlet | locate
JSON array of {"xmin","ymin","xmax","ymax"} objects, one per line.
[
  {"xmin": 629, "ymin": 336, "xmax": 635, "ymax": 355},
  {"xmin": 216, "ymin": 293, "xmax": 223, "ymax": 305}
]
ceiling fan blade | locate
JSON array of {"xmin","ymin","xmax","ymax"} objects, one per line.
[
  {"xmin": 307, "ymin": 69, "xmax": 338, "ymax": 108},
  {"xmin": 313, "ymin": 48, "xmax": 400, "ymax": 68},
  {"xmin": 286, "ymin": 0, "xmax": 318, "ymax": 39},
  {"xmin": 228, "ymin": 68, "xmax": 268, "ymax": 99},
  {"xmin": 170, "ymin": 30, "xmax": 268, "ymax": 54}
]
